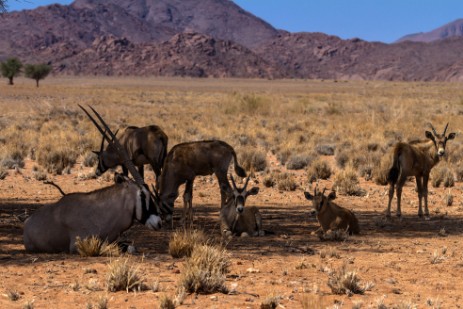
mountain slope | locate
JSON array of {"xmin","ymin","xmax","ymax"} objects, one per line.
[{"xmin": 396, "ymin": 19, "xmax": 463, "ymax": 43}]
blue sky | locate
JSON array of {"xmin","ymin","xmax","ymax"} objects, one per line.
[{"xmin": 5, "ymin": 0, "xmax": 463, "ymax": 43}]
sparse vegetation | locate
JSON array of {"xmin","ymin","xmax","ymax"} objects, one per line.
[
  {"xmin": 106, "ymin": 257, "xmax": 145, "ymax": 292},
  {"xmin": 24, "ymin": 63, "xmax": 52, "ymax": 87},
  {"xmin": 306, "ymin": 159, "xmax": 332, "ymax": 182},
  {"xmin": 333, "ymin": 166, "xmax": 365, "ymax": 196},
  {"xmin": 327, "ymin": 264, "xmax": 370, "ymax": 296},
  {"xmin": 178, "ymin": 244, "xmax": 230, "ymax": 294},
  {"xmin": 75, "ymin": 236, "xmax": 121, "ymax": 257},
  {"xmin": 238, "ymin": 147, "xmax": 268, "ymax": 172},
  {"xmin": 168, "ymin": 229, "xmax": 208, "ymax": 258},
  {"xmin": 159, "ymin": 294, "xmax": 176, "ymax": 309}
]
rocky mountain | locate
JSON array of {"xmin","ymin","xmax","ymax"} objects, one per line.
[
  {"xmin": 1, "ymin": 0, "xmax": 463, "ymax": 81},
  {"xmin": 397, "ymin": 19, "xmax": 463, "ymax": 43}
]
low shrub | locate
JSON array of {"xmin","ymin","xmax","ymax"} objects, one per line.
[
  {"xmin": 169, "ymin": 229, "xmax": 208, "ymax": 258},
  {"xmin": 178, "ymin": 244, "xmax": 230, "ymax": 294}
]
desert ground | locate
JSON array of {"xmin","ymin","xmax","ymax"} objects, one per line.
[{"xmin": 1, "ymin": 77, "xmax": 463, "ymax": 308}]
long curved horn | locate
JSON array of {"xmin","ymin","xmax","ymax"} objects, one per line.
[
  {"xmin": 98, "ymin": 133, "xmax": 105, "ymax": 153},
  {"xmin": 430, "ymin": 123, "xmax": 438, "ymax": 136},
  {"xmin": 322, "ymin": 188, "xmax": 327, "ymax": 195},
  {"xmin": 443, "ymin": 123, "xmax": 449, "ymax": 136},
  {"xmin": 230, "ymin": 174, "xmax": 238, "ymax": 190},
  {"xmin": 79, "ymin": 105, "xmax": 144, "ymax": 186}
]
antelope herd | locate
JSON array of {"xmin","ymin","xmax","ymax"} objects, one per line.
[{"xmin": 18, "ymin": 105, "xmax": 457, "ymax": 253}]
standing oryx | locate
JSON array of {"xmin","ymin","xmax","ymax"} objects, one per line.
[
  {"xmin": 93, "ymin": 125, "xmax": 168, "ymax": 188},
  {"xmin": 386, "ymin": 123, "xmax": 456, "ymax": 219},
  {"xmin": 23, "ymin": 105, "xmax": 169, "ymax": 253},
  {"xmin": 158, "ymin": 140, "xmax": 246, "ymax": 225}
]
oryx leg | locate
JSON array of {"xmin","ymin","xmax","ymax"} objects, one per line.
[
  {"xmin": 183, "ymin": 180, "xmax": 194, "ymax": 227},
  {"xmin": 423, "ymin": 173, "xmax": 430, "ymax": 220},
  {"xmin": 395, "ymin": 175, "xmax": 407, "ymax": 218},
  {"xmin": 416, "ymin": 175, "xmax": 424, "ymax": 218},
  {"xmin": 386, "ymin": 182, "xmax": 395, "ymax": 218},
  {"xmin": 151, "ymin": 162, "xmax": 162, "ymax": 191}
]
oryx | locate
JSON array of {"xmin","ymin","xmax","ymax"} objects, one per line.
[
  {"xmin": 23, "ymin": 105, "xmax": 170, "ymax": 253},
  {"xmin": 93, "ymin": 125, "xmax": 168, "ymax": 188},
  {"xmin": 386, "ymin": 123, "xmax": 456, "ymax": 219}
]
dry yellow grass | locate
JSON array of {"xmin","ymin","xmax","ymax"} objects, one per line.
[{"xmin": 2, "ymin": 77, "xmax": 462, "ymax": 178}]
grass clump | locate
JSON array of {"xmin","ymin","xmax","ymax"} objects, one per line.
[
  {"xmin": 238, "ymin": 148, "xmax": 267, "ymax": 172},
  {"xmin": 333, "ymin": 167, "xmax": 365, "ymax": 196},
  {"xmin": 107, "ymin": 257, "xmax": 145, "ymax": 292},
  {"xmin": 286, "ymin": 153, "xmax": 314, "ymax": 170},
  {"xmin": 168, "ymin": 229, "xmax": 208, "ymax": 258},
  {"xmin": 5, "ymin": 289, "xmax": 21, "ymax": 301},
  {"xmin": 159, "ymin": 294, "xmax": 176, "ymax": 309},
  {"xmin": 327, "ymin": 264, "xmax": 370, "ymax": 296},
  {"xmin": 306, "ymin": 159, "xmax": 332, "ymax": 182},
  {"xmin": 274, "ymin": 172, "xmax": 298, "ymax": 191},
  {"xmin": 431, "ymin": 166, "xmax": 454, "ymax": 188},
  {"xmin": 75, "ymin": 236, "xmax": 121, "ymax": 257},
  {"xmin": 0, "ymin": 166, "xmax": 8, "ymax": 180},
  {"xmin": 178, "ymin": 244, "xmax": 230, "ymax": 294},
  {"xmin": 260, "ymin": 294, "xmax": 281, "ymax": 309}
]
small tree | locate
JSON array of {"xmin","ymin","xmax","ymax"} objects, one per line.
[
  {"xmin": 0, "ymin": 57, "xmax": 23, "ymax": 85},
  {"xmin": 0, "ymin": 0, "xmax": 6, "ymax": 13},
  {"xmin": 25, "ymin": 63, "xmax": 52, "ymax": 87}
]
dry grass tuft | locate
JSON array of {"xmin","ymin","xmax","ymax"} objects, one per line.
[
  {"xmin": 75, "ymin": 236, "xmax": 121, "ymax": 257},
  {"xmin": 333, "ymin": 167, "xmax": 365, "ymax": 196},
  {"xmin": 286, "ymin": 153, "xmax": 314, "ymax": 170},
  {"xmin": 260, "ymin": 294, "xmax": 281, "ymax": 309},
  {"xmin": 306, "ymin": 159, "xmax": 332, "ymax": 182},
  {"xmin": 178, "ymin": 244, "xmax": 230, "ymax": 294},
  {"xmin": 168, "ymin": 229, "xmax": 208, "ymax": 258},
  {"xmin": 0, "ymin": 166, "xmax": 8, "ymax": 180},
  {"xmin": 270, "ymin": 171, "xmax": 298, "ymax": 191},
  {"xmin": 327, "ymin": 264, "xmax": 368, "ymax": 296},
  {"xmin": 431, "ymin": 165, "xmax": 454, "ymax": 188},
  {"xmin": 5, "ymin": 289, "xmax": 21, "ymax": 301},
  {"xmin": 159, "ymin": 294, "xmax": 176, "ymax": 309},
  {"xmin": 238, "ymin": 148, "xmax": 267, "ymax": 172},
  {"xmin": 106, "ymin": 257, "xmax": 145, "ymax": 292}
]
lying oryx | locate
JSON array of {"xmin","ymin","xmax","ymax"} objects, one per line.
[
  {"xmin": 23, "ymin": 105, "xmax": 169, "ymax": 253},
  {"xmin": 93, "ymin": 125, "xmax": 168, "ymax": 187},
  {"xmin": 220, "ymin": 176, "xmax": 264, "ymax": 237},
  {"xmin": 24, "ymin": 173, "xmax": 162, "ymax": 253},
  {"xmin": 304, "ymin": 186, "xmax": 360, "ymax": 235}
]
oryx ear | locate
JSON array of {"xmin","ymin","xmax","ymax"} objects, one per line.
[
  {"xmin": 327, "ymin": 190, "xmax": 336, "ymax": 200},
  {"xmin": 246, "ymin": 187, "xmax": 259, "ymax": 196},
  {"xmin": 114, "ymin": 172, "xmax": 125, "ymax": 184},
  {"xmin": 448, "ymin": 132, "xmax": 456, "ymax": 140},
  {"xmin": 425, "ymin": 131, "xmax": 435, "ymax": 140},
  {"xmin": 304, "ymin": 191, "xmax": 313, "ymax": 200}
]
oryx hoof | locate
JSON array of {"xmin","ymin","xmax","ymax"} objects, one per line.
[
  {"xmin": 425, "ymin": 216, "xmax": 431, "ymax": 221},
  {"xmin": 240, "ymin": 232, "xmax": 250, "ymax": 238}
]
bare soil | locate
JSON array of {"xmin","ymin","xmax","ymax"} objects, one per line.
[{"xmin": 2, "ymin": 155, "xmax": 463, "ymax": 309}]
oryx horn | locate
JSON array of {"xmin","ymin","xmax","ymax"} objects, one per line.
[{"xmin": 79, "ymin": 104, "xmax": 144, "ymax": 186}]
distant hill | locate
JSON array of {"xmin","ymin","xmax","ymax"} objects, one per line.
[
  {"xmin": 2, "ymin": 0, "xmax": 463, "ymax": 81},
  {"xmin": 396, "ymin": 19, "xmax": 463, "ymax": 43}
]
